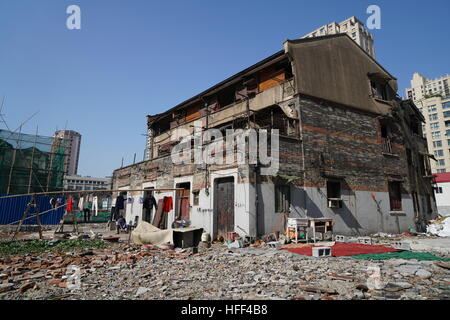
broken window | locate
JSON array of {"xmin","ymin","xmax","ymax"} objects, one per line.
[
  {"xmin": 153, "ymin": 116, "xmax": 171, "ymax": 136},
  {"xmin": 388, "ymin": 181, "xmax": 402, "ymax": 212},
  {"xmin": 253, "ymin": 106, "xmax": 299, "ymax": 137},
  {"xmin": 235, "ymin": 76, "xmax": 260, "ymax": 102},
  {"xmin": 172, "ymin": 109, "xmax": 187, "ymax": 128},
  {"xmin": 157, "ymin": 141, "xmax": 177, "ymax": 157},
  {"xmin": 275, "ymin": 185, "xmax": 290, "ymax": 213},
  {"xmin": 217, "ymin": 87, "xmax": 236, "ymax": 110},
  {"xmin": 370, "ymin": 80, "xmax": 389, "ymax": 101},
  {"xmin": 380, "ymin": 121, "xmax": 393, "ymax": 153}
]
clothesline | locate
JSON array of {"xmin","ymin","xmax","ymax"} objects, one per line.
[{"xmin": 0, "ymin": 188, "xmax": 184, "ymax": 200}]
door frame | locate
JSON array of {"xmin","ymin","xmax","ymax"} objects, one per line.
[{"xmin": 213, "ymin": 176, "xmax": 235, "ymax": 239}]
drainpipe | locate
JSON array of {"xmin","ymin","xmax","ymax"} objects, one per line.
[
  {"xmin": 201, "ymin": 97, "xmax": 210, "ymax": 196},
  {"xmin": 297, "ymin": 97, "xmax": 308, "ymax": 218}
]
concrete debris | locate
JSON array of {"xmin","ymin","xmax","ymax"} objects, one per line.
[
  {"xmin": 415, "ymin": 269, "xmax": 432, "ymax": 279},
  {"xmin": 136, "ymin": 287, "xmax": 150, "ymax": 297},
  {"xmin": 227, "ymin": 240, "xmax": 244, "ymax": 249},
  {"xmin": 265, "ymin": 242, "xmax": 282, "ymax": 250},
  {"xmin": 1, "ymin": 242, "xmax": 449, "ymax": 300},
  {"xmin": 0, "ymin": 283, "xmax": 15, "ymax": 293},
  {"xmin": 372, "ymin": 232, "xmax": 401, "ymax": 238},
  {"xmin": 427, "ymin": 217, "xmax": 450, "ymax": 237},
  {"xmin": 434, "ymin": 261, "xmax": 450, "ymax": 270}
]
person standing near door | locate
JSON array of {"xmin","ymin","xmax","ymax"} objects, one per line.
[
  {"xmin": 115, "ymin": 192, "xmax": 127, "ymax": 221},
  {"xmin": 143, "ymin": 192, "xmax": 157, "ymax": 223}
]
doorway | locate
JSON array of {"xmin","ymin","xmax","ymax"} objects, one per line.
[
  {"xmin": 176, "ymin": 182, "xmax": 191, "ymax": 220},
  {"xmin": 143, "ymin": 187, "xmax": 155, "ymax": 223},
  {"xmin": 214, "ymin": 177, "xmax": 235, "ymax": 239}
]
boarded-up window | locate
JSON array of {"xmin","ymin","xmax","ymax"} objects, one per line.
[
  {"xmin": 388, "ymin": 181, "xmax": 402, "ymax": 211},
  {"xmin": 275, "ymin": 185, "xmax": 290, "ymax": 213},
  {"xmin": 186, "ymin": 104, "xmax": 201, "ymax": 122},
  {"xmin": 259, "ymin": 67, "xmax": 286, "ymax": 92}
]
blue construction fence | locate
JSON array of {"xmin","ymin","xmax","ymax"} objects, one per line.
[{"xmin": 0, "ymin": 195, "xmax": 66, "ymax": 225}]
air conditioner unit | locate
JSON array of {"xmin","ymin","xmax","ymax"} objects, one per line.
[{"xmin": 328, "ymin": 198, "xmax": 343, "ymax": 209}]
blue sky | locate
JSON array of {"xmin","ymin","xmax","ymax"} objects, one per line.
[{"xmin": 1, "ymin": 0, "xmax": 449, "ymax": 177}]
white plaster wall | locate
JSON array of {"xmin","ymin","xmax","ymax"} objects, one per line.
[
  {"xmin": 191, "ymin": 188, "xmax": 214, "ymax": 235},
  {"xmin": 260, "ymin": 183, "xmax": 417, "ymax": 236},
  {"xmin": 435, "ymin": 182, "xmax": 450, "ymax": 207}
]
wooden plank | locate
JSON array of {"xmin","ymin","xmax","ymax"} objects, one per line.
[{"xmin": 152, "ymin": 199, "xmax": 165, "ymax": 228}]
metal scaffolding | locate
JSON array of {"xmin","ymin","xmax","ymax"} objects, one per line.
[{"xmin": 0, "ymin": 129, "xmax": 68, "ymax": 195}]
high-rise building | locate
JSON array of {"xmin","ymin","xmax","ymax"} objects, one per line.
[
  {"xmin": 54, "ymin": 130, "xmax": 81, "ymax": 175},
  {"xmin": 302, "ymin": 16, "xmax": 375, "ymax": 58},
  {"xmin": 406, "ymin": 73, "xmax": 450, "ymax": 173}
]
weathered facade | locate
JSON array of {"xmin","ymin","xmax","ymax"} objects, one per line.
[{"xmin": 112, "ymin": 34, "xmax": 438, "ymax": 239}]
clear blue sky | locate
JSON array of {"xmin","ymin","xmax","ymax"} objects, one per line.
[{"xmin": 1, "ymin": 0, "xmax": 449, "ymax": 177}]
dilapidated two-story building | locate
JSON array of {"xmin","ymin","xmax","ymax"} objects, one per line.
[{"xmin": 112, "ymin": 34, "xmax": 438, "ymax": 239}]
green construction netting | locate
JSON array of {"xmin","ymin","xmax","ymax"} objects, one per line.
[
  {"xmin": 351, "ymin": 251, "xmax": 450, "ymax": 261},
  {"xmin": 0, "ymin": 129, "xmax": 66, "ymax": 195},
  {"xmin": 63, "ymin": 211, "xmax": 112, "ymax": 224}
]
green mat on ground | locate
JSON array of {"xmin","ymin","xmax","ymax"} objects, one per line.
[{"xmin": 351, "ymin": 251, "xmax": 450, "ymax": 261}]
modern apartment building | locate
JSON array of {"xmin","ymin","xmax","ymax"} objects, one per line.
[
  {"xmin": 406, "ymin": 73, "xmax": 450, "ymax": 173},
  {"xmin": 302, "ymin": 16, "xmax": 375, "ymax": 58},
  {"xmin": 53, "ymin": 130, "xmax": 81, "ymax": 175},
  {"xmin": 63, "ymin": 175, "xmax": 111, "ymax": 191}
]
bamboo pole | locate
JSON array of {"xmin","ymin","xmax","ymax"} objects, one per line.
[{"xmin": 0, "ymin": 188, "xmax": 184, "ymax": 200}]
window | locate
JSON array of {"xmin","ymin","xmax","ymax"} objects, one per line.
[
  {"xmin": 428, "ymin": 105, "xmax": 437, "ymax": 112},
  {"xmin": 327, "ymin": 181, "xmax": 342, "ymax": 199},
  {"xmin": 438, "ymin": 159, "xmax": 446, "ymax": 166},
  {"xmin": 430, "ymin": 122, "xmax": 440, "ymax": 130},
  {"xmin": 444, "ymin": 111, "xmax": 450, "ymax": 118},
  {"xmin": 435, "ymin": 150, "xmax": 444, "ymax": 157},
  {"xmin": 446, "ymin": 130, "xmax": 450, "ymax": 137},
  {"xmin": 275, "ymin": 185, "xmax": 290, "ymax": 213},
  {"xmin": 448, "ymin": 139, "xmax": 450, "ymax": 146},
  {"xmin": 429, "ymin": 113, "xmax": 438, "ymax": 121},
  {"xmin": 434, "ymin": 187, "xmax": 443, "ymax": 193},
  {"xmin": 388, "ymin": 181, "xmax": 402, "ymax": 211},
  {"xmin": 380, "ymin": 121, "xmax": 392, "ymax": 153},
  {"xmin": 192, "ymin": 191, "xmax": 199, "ymax": 206},
  {"xmin": 432, "ymin": 131, "xmax": 441, "ymax": 139},
  {"xmin": 371, "ymin": 81, "xmax": 389, "ymax": 100},
  {"xmin": 437, "ymin": 169, "xmax": 447, "ymax": 173},
  {"xmin": 443, "ymin": 102, "xmax": 450, "ymax": 110},
  {"xmin": 433, "ymin": 141, "xmax": 443, "ymax": 148}
]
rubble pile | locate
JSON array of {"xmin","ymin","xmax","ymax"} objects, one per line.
[{"xmin": 1, "ymin": 243, "xmax": 450, "ymax": 300}]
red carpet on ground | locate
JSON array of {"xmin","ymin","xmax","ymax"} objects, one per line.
[{"xmin": 283, "ymin": 243, "xmax": 401, "ymax": 257}]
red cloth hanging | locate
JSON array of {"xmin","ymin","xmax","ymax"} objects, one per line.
[
  {"xmin": 67, "ymin": 197, "xmax": 73, "ymax": 212},
  {"xmin": 163, "ymin": 196, "xmax": 173, "ymax": 213}
]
